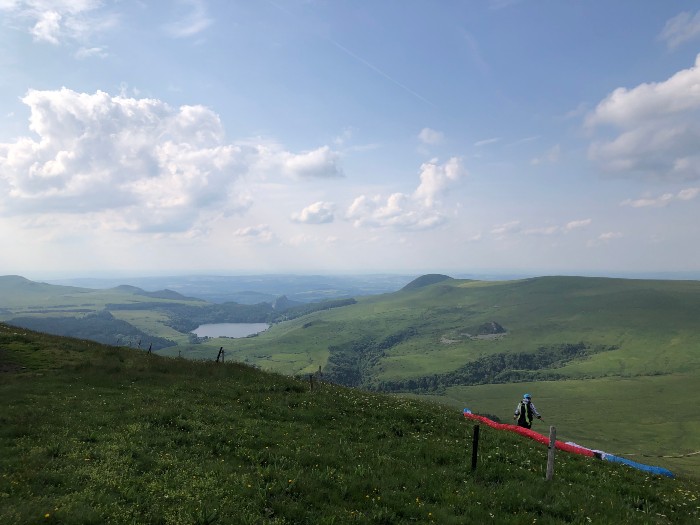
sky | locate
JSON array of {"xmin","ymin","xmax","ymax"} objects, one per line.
[{"xmin": 1, "ymin": 0, "xmax": 700, "ymax": 279}]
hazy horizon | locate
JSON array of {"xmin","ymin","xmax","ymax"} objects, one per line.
[
  {"xmin": 2, "ymin": 2, "xmax": 700, "ymax": 277},
  {"xmin": 12, "ymin": 269, "xmax": 700, "ymax": 284}
]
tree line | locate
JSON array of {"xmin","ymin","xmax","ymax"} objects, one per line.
[
  {"xmin": 323, "ymin": 335, "xmax": 618, "ymax": 393},
  {"xmin": 8, "ymin": 310, "xmax": 176, "ymax": 350}
]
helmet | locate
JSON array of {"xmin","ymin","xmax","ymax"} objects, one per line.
[{"xmin": 524, "ymin": 393, "xmax": 531, "ymax": 399}]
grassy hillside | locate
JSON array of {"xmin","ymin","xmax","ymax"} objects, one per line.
[
  {"xmin": 1, "ymin": 324, "xmax": 699, "ymax": 524},
  {"xmin": 187, "ymin": 276, "xmax": 700, "ymax": 378},
  {"xmin": 168, "ymin": 276, "xmax": 700, "ymax": 477},
  {"xmin": 0, "ymin": 275, "xmax": 209, "ymax": 349},
  {"xmin": 440, "ymin": 376, "xmax": 700, "ymax": 477},
  {"xmin": 4, "ymin": 274, "xmax": 700, "ymax": 479},
  {"xmin": 0, "ymin": 276, "xmax": 354, "ymax": 350}
]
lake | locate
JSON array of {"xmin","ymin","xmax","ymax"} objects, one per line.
[{"xmin": 191, "ymin": 322, "xmax": 270, "ymax": 338}]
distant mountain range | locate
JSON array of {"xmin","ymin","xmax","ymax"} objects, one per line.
[
  {"xmin": 43, "ymin": 271, "xmax": 700, "ymax": 304},
  {"xmin": 44, "ymin": 274, "xmax": 418, "ymax": 304}
]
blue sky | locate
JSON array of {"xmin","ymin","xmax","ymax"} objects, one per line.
[{"xmin": 1, "ymin": 0, "xmax": 699, "ymax": 278}]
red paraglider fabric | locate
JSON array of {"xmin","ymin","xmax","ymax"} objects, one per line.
[{"xmin": 463, "ymin": 411, "xmax": 596, "ymax": 457}]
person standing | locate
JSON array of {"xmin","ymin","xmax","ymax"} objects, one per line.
[{"xmin": 513, "ymin": 393, "xmax": 541, "ymax": 429}]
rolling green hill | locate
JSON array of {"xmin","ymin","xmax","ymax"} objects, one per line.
[
  {"xmin": 1, "ymin": 324, "xmax": 698, "ymax": 524},
  {"xmin": 173, "ymin": 275, "xmax": 700, "ymax": 477},
  {"xmin": 0, "ymin": 276, "xmax": 353, "ymax": 350},
  {"xmin": 188, "ymin": 275, "xmax": 700, "ymax": 382},
  {"xmin": 3, "ymin": 274, "xmax": 700, "ymax": 478}
]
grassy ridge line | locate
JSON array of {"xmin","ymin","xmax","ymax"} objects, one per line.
[
  {"xmin": 1, "ymin": 324, "xmax": 700, "ymax": 524},
  {"xmin": 0, "ymin": 276, "xmax": 358, "ymax": 355},
  {"xmin": 171, "ymin": 276, "xmax": 700, "ymax": 479},
  {"xmin": 0, "ymin": 275, "xmax": 208, "ymax": 312},
  {"xmin": 5, "ymin": 274, "xmax": 699, "ymax": 382},
  {"xmin": 204, "ymin": 276, "xmax": 700, "ymax": 381},
  {"xmin": 4, "ymin": 276, "xmax": 700, "ymax": 480}
]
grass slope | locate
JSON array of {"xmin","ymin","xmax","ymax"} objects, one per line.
[
  {"xmin": 4, "ymin": 275, "xmax": 700, "ymax": 480},
  {"xmin": 198, "ymin": 276, "xmax": 700, "ymax": 379},
  {"xmin": 1, "ymin": 323, "xmax": 700, "ymax": 524},
  {"xmin": 440, "ymin": 376, "xmax": 700, "ymax": 478},
  {"xmin": 0, "ymin": 275, "xmax": 208, "ymax": 349},
  {"xmin": 173, "ymin": 276, "xmax": 700, "ymax": 478}
]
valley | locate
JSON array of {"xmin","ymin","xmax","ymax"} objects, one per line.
[{"xmin": 2, "ymin": 273, "xmax": 699, "ymax": 476}]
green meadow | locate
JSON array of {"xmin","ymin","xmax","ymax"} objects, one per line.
[
  {"xmin": 439, "ymin": 375, "xmax": 700, "ymax": 478},
  {"xmin": 187, "ymin": 276, "xmax": 700, "ymax": 378},
  {"xmin": 164, "ymin": 276, "xmax": 700, "ymax": 478},
  {"xmin": 3, "ymin": 274, "xmax": 700, "ymax": 481},
  {"xmin": 2, "ymin": 324, "xmax": 700, "ymax": 524}
]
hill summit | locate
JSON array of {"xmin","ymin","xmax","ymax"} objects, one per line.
[{"xmin": 401, "ymin": 273, "xmax": 453, "ymax": 291}]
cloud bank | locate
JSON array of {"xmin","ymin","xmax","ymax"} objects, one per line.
[
  {"xmin": 0, "ymin": 88, "xmax": 342, "ymax": 234},
  {"xmin": 346, "ymin": 157, "xmax": 466, "ymax": 230},
  {"xmin": 586, "ymin": 53, "xmax": 700, "ymax": 180}
]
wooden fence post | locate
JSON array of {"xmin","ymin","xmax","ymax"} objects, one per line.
[
  {"xmin": 471, "ymin": 424, "xmax": 480, "ymax": 471},
  {"xmin": 546, "ymin": 426, "xmax": 557, "ymax": 481},
  {"xmin": 309, "ymin": 373, "xmax": 314, "ymax": 391}
]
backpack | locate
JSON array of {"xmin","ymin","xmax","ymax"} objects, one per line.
[{"xmin": 518, "ymin": 401, "xmax": 533, "ymax": 426}]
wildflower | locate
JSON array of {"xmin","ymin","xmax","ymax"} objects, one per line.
[{"xmin": 45, "ymin": 514, "xmax": 50, "ymax": 519}]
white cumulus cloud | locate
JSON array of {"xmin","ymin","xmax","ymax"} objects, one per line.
[
  {"xmin": 414, "ymin": 157, "xmax": 466, "ymax": 207},
  {"xmin": 280, "ymin": 146, "xmax": 343, "ymax": 179},
  {"xmin": 346, "ymin": 157, "xmax": 466, "ymax": 231},
  {"xmin": 0, "ymin": 88, "xmax": 342, "ymax": 234},
  {"xmin": 586, "ymin": 54, "xmax": 700, "ymax": 180},
  {"xmin": 291, "ymin": 201, "xmax": 336, "ymax": 224},
  {"xmin": 31, "ymin": 9, "xmax": 62, "ymax": 43}
]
